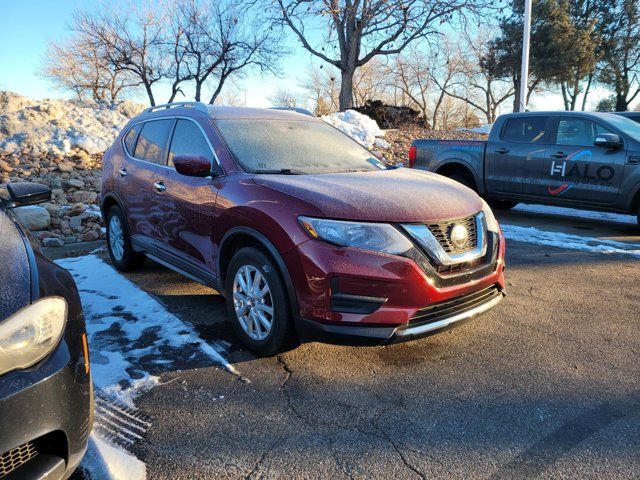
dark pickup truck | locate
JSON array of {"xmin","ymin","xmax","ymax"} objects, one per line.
[{"xmin": 409, "ymin": 112, "xmax": 640, "ymax": 224}]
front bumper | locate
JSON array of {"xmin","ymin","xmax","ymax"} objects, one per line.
[
  {"xmin": 0, "ymin": 341, "xmax": 93, "ymax": 480},
  {"xmin": 284, "ymin": 231, "xmax": 506, "ymax": 344}
]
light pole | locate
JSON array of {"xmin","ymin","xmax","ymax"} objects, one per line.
[{"xmin": 519, "ymin": 0, "xmax": 533, "ymax": 112}]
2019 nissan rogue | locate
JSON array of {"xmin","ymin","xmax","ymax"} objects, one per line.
[{"xmin": 101, "ymin": 103, "xmax": 506, "ymax": 355}]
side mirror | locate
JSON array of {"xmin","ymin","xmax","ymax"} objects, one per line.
[
  {"xmin": 7, "ymin": 182, "xmax": 52, "ymax": 207},
  {"xmin": 594, "ymin": 133, "xmax": 622, "ymax": 149},
  {"xmin": 173, "ymin": 155, "xmax": 213, "ymax": 177}
]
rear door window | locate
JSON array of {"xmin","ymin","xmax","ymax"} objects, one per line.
[
  {"xmin": 168, "ymin": 119, "xmax": 214, "ymax": 167},
  {"xmin": 502, "ymin": 117, "xmax": 549, "ymax": 143},
  {"xmin": 134, "ymin": 119, "xmax": 174, "ymax": 164}
]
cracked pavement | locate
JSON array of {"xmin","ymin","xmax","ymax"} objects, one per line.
[{"xmin": 89, "ymin": 211, "xmax": 639, "ymax": 479}]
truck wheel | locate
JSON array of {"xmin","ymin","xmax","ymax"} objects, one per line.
[
  {"xmin": 225, "ymin": 247, "xmax": 295, "ymax": 356},
  {"xmin": 106, "ymin": 205, "xmax": 145, "ymax": 271},
  {"xmin": 488, "ymin": 199, "xmax": 518, "ymax": 211}
]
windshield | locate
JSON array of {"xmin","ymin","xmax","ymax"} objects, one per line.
[
  {"xmin": 214, "ymin": 119, "xmax": 387, "ymax": 174},
  {"xmin": 601, "ymin": 114, "xmax": 640, "ymax": 141}
]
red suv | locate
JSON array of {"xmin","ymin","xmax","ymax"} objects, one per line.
[{"xmin": 101, "ymin": 103, "xmax": 506, "ymax": 355}]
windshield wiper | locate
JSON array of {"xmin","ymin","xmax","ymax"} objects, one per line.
[{"xmin": 253, "ymin": 169, "xmax": 306, "ymax": 175}]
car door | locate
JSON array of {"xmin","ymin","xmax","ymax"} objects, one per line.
[
  {"xmin": 485, "ymin": 115, "xmax": 552, "ymax": 197},
  {"xmin": 544, "ymin": 116, "xmax": 625, "ymax": 204},
  {"xmin": 152, "ymin": 118, "xmax": 220, "ymax": 279},
  {"xmin": 119, "ymin": 119, "xmax": 175, "ymax": 250}
]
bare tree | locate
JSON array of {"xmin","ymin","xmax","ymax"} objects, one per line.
[
  {"xmin": 42, "ymin": 36, "xmax": 136, "ymax": 102},
  {"xmin": 274, "ymin": 0, "xmax": 489, "ymax": 111},
  {"xmin": 300, "ymin": 66, "xmax": 339, "ymax": 115},
  {"xmin": 389, "ymin": 49, "xmax": 432, "ymax": 125},
  {"xmin": 352, "ymin": 58, "xmax": 390, "ymax": 107},
  {"xmin": 268, "ymin": 87, "xmax": 306, "ymax": 107},
  {"xmin": 72, "ymin": 5, "xmax": 168, "ymax": 105},
  {"xmin": 425, "ymin": 39, "xmax": 466, "ymax": 129},
  {"xmin": 442, "ymin": 33, "xmax": 514, "ymax": 123}
]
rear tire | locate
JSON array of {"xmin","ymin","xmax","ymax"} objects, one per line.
[
  {"xmin": 225, "ymin": 247, "xmax": 295, "ymax": 356},
  {"xmin": 488, "ymin": 199, "xmax": 518, "ymax": 211},
  {"xmin": 106, "ymin": 205, "xmax": 145, "ymax": 271}
]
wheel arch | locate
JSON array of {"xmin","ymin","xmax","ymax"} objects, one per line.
[
  {"xmin": 435, "ymin": 161, "xmax": 481, "ymax": 193},
  {"xmin": 217, "ymin": 227, "xmax": 300, "ymax": 318}
]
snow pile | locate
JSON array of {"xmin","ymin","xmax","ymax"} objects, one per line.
[
  {"xmin": 322, "ymin": 109, "xmax": 388, "ymax": 149},
  {"xmin": 502, "ymin": 225, "xmax": 640, "ymax": 258},
  {"xmin": 514, "ymin": 204, "xmax": 637, "ymax": 225},
  {"xmin": 56, "ymin": 254, "xmax": 240, "ymax": 479},
  {"xmin": 0, "ymin": 91, "xmax": 143, "ymax": 155}
]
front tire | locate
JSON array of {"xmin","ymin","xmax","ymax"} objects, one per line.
[
  {"xmin": 225, "ymin": 247, "xmax": 294, "ymax": 356},
  {"xmin": 106, "ymin": 205, "xmax": 145, "ymax": 271}
]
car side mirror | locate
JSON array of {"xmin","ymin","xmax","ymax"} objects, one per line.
[
  {"xmin": 594, "ymin": 133, "xmax": 622, "ymax": 149},
  {"xmin": 6, "ymin": 182, "xmax": 52, "ymax": 207},
  {"xmin": 173, "ymin": 155, "xmax": 213, "ymax": 177}
]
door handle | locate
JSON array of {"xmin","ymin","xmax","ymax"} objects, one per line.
[
  {"xmin": 627, "ymin": 156, "xmax": 640, "ymax": 165},
  {"xmin": 551, "ymin": 152, "xmax": 567, "ymax": 159},
  {"xmin": 154, "ymin": 181, "xmax": 166, "ymax": 192},
  {"xmin": 496, "ymin": 148, "xmax": 509, "ymax": 154},
  {"xmin": 119, "ymin": 168, "xmax": 128, "ymax": 177}
]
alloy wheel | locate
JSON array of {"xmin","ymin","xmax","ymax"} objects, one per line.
[
  {"xmin": 108, "ymin": 215, "xmax": 125, "ymax": 262},
  {"xmin": 233, "ymin": 265, "xmax": 274, "ymax": 341}
]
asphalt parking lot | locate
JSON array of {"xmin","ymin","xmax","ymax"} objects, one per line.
[{"xmin": 77, "ymin": 209, "xmax": 639, "ymax": 479}]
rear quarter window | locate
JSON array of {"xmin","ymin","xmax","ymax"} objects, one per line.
[
  {"xmin": 133, "ymin": 119, "xmax": 174, "ymax": 164},
  {"xmin": 123, "ymin": 124, "xmax": 141, "ymax": 154},
  {"xmin": 502, "ymin": 117, "xmax": 549, "ymax": 143}
]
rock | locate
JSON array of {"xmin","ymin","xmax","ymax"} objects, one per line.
[
  {"xmin": 81, "ymin": 230, "xmax": 100, "ymax": 242},
  {"xmin": 42, "ymin": 237, "xmax": 64, "ymax": 247},
  {"xmin": 0, "ymin": 159, "xmax": 13, "ymax": 173},
  {"xmin": 50, "ymin": 178, "xmax": 62, "ymax": 190},
  {"xmin": 57, "ymin": 162, "xmax": 74, "ymax": 173},
  {"xmin": 69, "ymin": 216, "xmax": 83, "ymax": 228},
  {"xmin": 13, "ymin": 205, "xmax": 51, "ymax": 231},
  {"xmin": 41, "ymin": 202, "xmax": 61, "ymax": 216},
  {"xmin": 67, "ymin": 203, "xmax": 85, "ymax": 217},
  {"xmin": 64, "ymin": 236, "xmax": 77, "ymax": 244},
  {"xmin": 65, "ymin": 178, "xmax": 85, "ymax": 189}
]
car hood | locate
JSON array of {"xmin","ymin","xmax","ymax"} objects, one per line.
[
  {"xmin": 253, "ymin": 168, "xmax": 482, "ymax": 223},
  {"xmin": 0, "ymin": 211, "xmax": 31, "ymax": 320}
]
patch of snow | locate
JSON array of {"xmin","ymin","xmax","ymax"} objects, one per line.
[
  {"xmin": 0, "ymin": 91, "xmax": 143, "ymax": 154},
  {"xmin": 502, "ymin": 224, "xmax": 640, "ymax": 258},
  {"xmin": 513, "ymin": 203, "xmax": 637, "ymax": 225},
  {"xmin": 82, "ymin": 435, "xmax": 147, "ymax": 480},
  {"xmin": 56, "ymin": 254, "xmax": 239, "ymax": 479},
  {"xmin": 322, "ymin": 110, "xmax": 385, "ymax": 149}
]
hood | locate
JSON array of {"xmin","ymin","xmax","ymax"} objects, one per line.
[
  {"xmin": 253, "ymin": 168, "xmax": 482, "ymax": 223},
  {"xmin": 0, "ymin": 211, "xmax": 31, "ymax": 320}
]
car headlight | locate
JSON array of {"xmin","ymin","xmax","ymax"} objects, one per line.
[
  {"xmin": 481, "ymin": 199, "xmax": 500, "ymax": 233},
  {"xmin": 0, "ymin": 297, "xmax": 67, "ymax": 376},
  {"xmin": 299, "ymin": 216, "xmax": 413, "ymax": 255}
]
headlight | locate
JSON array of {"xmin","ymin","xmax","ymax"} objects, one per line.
[
  {"xmin": 481, "ymin": 199, "xmax": 500, "ymax": 233},
  {"xmin": 299, "ymin": 216, "xmax": 413, "ymax": 255},
  {"xmin": 0, "ymin": 297, "xmax": 67, "ymax": 376}
]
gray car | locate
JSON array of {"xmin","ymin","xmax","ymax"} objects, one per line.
[{"xmin": 409, "ymin": 112, "xmax": 640, "ymax": 224}]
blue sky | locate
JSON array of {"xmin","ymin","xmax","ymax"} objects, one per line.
[{"xmin": 0, "ymin": 1, "xmax": 611, "ymax": 113}]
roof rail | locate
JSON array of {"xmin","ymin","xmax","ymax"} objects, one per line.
[
  {"xmin": 143, "ymin": 101, "xmax": 210, "ymax": 114},
  {"xmin": 269, "ymin": 106, "xmax": 316, "ymax": 117}
]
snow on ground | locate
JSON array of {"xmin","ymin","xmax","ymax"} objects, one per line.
[
  {"xmin": 513, "ymin": 203, "xmax": 637, "ymax": 225},
  {"xmin": 502, "ymin": 224, "xmax": 640, "ymax": 258},
  {"xmin": 0, "ymin": 91, "xmax": 143, "ymax": 155},
  {"xmin": 322, "ymin": 109, "xmax": 386, "ymax": 149},
  {"xmin": 56, "ymin": 254, "xmax": 239, "ymax": 480}
]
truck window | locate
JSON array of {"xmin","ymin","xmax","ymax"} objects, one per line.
[
  {"xmin": 556, "ymin": 118, "xmax": 613, "ymax": 146},
  {"xmin": 502, "ymin": 117, "xmax": 548, "ymax": 143}
]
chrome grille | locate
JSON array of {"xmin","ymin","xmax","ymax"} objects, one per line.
[
  {"xmin": 0, "ymin": 442, "xmax": 38, "ymax": 478},
  {"xmin": 426, "ymin": 215, "xmax": 478, "ymax": 254}
]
